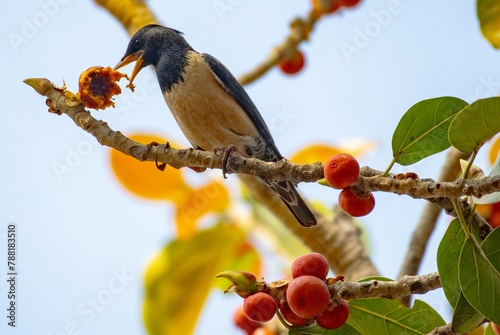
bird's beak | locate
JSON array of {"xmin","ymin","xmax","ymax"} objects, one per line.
[{"xmin": 114, "ymin": 50, "xmax": 144, "ymax": 87}]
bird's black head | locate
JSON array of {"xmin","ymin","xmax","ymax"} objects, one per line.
[{"xmin": 115, "ymin": 24, "xmax": 191, "ymax": 88}]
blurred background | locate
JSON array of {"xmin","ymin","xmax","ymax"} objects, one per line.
[{"xmin": 1, "ymin": 1, "xmax": 499, "ymax": 334}]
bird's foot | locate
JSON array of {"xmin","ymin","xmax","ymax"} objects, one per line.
[
  {"xmin": 214, "ymin": 145, "xmax": 237, "ymax": 179},
  {"xmin": 147, "ymin": 141, "xmax": 170, "ymax": 171}
]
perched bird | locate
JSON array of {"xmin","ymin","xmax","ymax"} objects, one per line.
[{"xmin": 115, "ymin": 24, "xmax": 316, "ymax": 227}]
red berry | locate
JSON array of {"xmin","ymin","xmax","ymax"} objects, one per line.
[
  {"xmin": 316, "ymin": 299, "xmax": 350, "ymax": 329},
  {"xmin": 243, "ymin": 292, "xmax": 278, "ymax": 323},
  {"xmin": 252, "ymin": 327, "xmax": 275, "ymax": 335},
  {"xmin": 488, "ymin": 202, "xmax": 500, "ymax": 229},
  {"xmin": 279, "ymin": 51, "xmax": 305, "ymax": 75},
  {"xmin": 279, "ymin": 300, "xmax": 308, "ymax": 326},
  {"xmin": 339, "ymin": 0, "xmax": 361, "ymax": 7},
  {"xmin": 324, "ymin": 154, "xmax": 360, "ymax": 189},
  {"xmin": 326, "ymin": 1, "xmax": 342, "ymax": 13},
  {"xmin": 492, "ymin": 323, "xmax": 500, "ymax": 335},
  {"xmin": 286, "ymin": 275, "xmax": 330, "ymax": 319},
  {"xmin": 233, "ymin": 305, "xmax": 261, "ymax": 334},
  {"xmin": 338, "ymin": 187, "xmax": 375, "ymax": 217},
  {"xmin": 292, "ymin": 253, "xmax": 329, "ymax": 280}
]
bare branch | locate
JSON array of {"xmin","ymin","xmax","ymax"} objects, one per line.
[
  {"xmin": 29, "ymin": 79, "xmax": 380, "ymax": 278},
  {"xmin": 94, "ymin": 0, "xmax": 160, "ymax": 35},
  {"xmin": 30, "ymin": 81, "xmax": 500, "ymax": 203},
  {"xmin": 337, "ymin": 272, "xmax": 441, "ymax": 300}
]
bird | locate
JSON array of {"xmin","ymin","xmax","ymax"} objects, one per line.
[{"xmin": 115, "ymin": 24, "xmax": 316, "ymax": 227}]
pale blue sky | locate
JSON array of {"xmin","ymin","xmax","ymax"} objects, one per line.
[{"xmin": 1, "ymin": 1, "xmax": 499, "ymax": 334}]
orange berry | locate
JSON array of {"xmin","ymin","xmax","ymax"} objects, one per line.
[
  {"xmin": 279, "ymin": 50, "xmax": 305, "ymax": 75},
  {"xmin": 279, "ymin": 300, "xmax": 308, "ymax": 326},
  {"xmin": 338, "ymin": 187, "xmax": 375, "ymax": 217},
  {"xmin": 233, "ymin": 305, "xmax": 261, "ymax": 334},
  {"xmin": 291, "ymin": 253, "xmax": 329, "ymax": 280},
  {"xmin": 286, "ymin": 275, "xmax": 330, "ymax": 319},
  {"xmin": 316, "ymin": 299, "xmax": 349, "ymax": 329},
  {"xmin": 324, "ymin": 154, "xmax": 360, "ymax": 189},
  {"xmin": 243, "ymin": 292, "xmax": 277, "ymax": 323},
  {"xmin": 339, "ymin": 0, "xmax": 361, "ymax": 7}
]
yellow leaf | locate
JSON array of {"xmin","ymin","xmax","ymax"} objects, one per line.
[
  {"xmin": 488, "ymin": 135, "xmax": 500, "ymax": 165},
  {"xmin": 290, "ymin": 141, "xmax": 375, "ymax": 164},
  {"xmin": 143, "ymin": 223, "xmax": 261, "ymax": 335},
  {"xmin": 110, "ymin": 133, "xmax": 191, "ymax": 202},
  {"xmin": 175, "ymin": 181, "xmax": 230, "ymax": 239},
  {"xmin": 478, "ymin": 0, "xmax": 500, "ymax": 48},
  {"xmin": 466, "ymin": 324, "xmax": 485, "ymax": 335}
]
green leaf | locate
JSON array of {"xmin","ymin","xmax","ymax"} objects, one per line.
[
  {"xmin": 473, "ymin": 150, "xmax": 500, "ymax": 204},
  {"xmin": 458, "ymin": 227, "xmax": 500, "ymax": 325},
  {"xmin": 451, "ymin": 292, "xmax": 485, "ymax": 333},
  {"xmin": 449, "ymin": 97, "xmax": 500, "ymax": 153},
  {"xmin": 143, "ymin": 223, "xmax": 260, "ymax": 335},
  {"xmin": 478, "ymin": 0, "xmax": 500, "ymax": 48},
  {"xmin": 486, "ymin": 323, "xmax": 499, "ymax": 335},
  {"xmin": 436, "ymin": 219, "xmax": 466, "ymax": 307},
  {"xmin": 289, "ymin": 323, "xmax": 361, "ymax": 335},
  {"xmin": 392, "ymin": 97, "xmax": 468, "ymax": 165},
  {"xmin": 346, "ymin": 298, "xmax": 445, "ymax": 335}
]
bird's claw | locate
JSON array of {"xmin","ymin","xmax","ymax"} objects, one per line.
[
  {"xmin": 216, "ymin": 145, "xmax": 236, "ymax": 179},
  {"xmin": 148, "ymin": 141, "xmax": 170, "ymax": 171}
]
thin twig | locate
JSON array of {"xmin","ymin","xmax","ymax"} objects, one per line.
[{"xmin": 238, "ymin": 9, "xmax": 322, "ymax": 85}]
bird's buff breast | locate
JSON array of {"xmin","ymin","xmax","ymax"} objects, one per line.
[{"xmin": 162, "ymin": 53, "xmax": 259, "ymax": 151}]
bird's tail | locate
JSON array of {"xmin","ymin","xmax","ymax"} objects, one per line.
[{"xmin": 266, "ymin": 180, "xmax": 317, "ymax": 227}]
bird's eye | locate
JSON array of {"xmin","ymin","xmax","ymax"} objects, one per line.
[{"xmin": 133, "ymin": 39, "xmax": 141, "ymax": 49}]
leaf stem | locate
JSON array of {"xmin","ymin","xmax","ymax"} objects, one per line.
[
  {"xmin": 275, "ymin": 309, "xmax": 291, "ymax": 330},
  {"xmin": 451, "ymin": 199, "xmax": 485, "ymax": 257},
  {"xmin": 381, "ymin": 156, "xmax": 397, "ymax": 177},
  {"xmin": 451, "ymin": 198, "xmax": 473, "ymax": 241},
  {"xmin": 461, "ymin": 149, "xmax": 479, "ymax": 180}
]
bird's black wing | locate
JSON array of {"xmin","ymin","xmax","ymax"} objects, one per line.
[
  {"xmin": 201, "ymin": 53, "xmax": 317, "ymax": 226},
  {"xmin": 201, "ymin": 53, "xmax": 283, "ymax": 161}
]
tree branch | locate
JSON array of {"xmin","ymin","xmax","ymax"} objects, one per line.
[
  {"xmin": 266, "ymin": 272, "xmax": 441, "ymax": 302},
  {"xmin": 94, "ymin": 0, "xmax": 159, "ymax": 35},
  {"xmin": 28, "ymin": 78, "xmax": 380, "ymax": 279},
  {"xmin": 28, "ymin": 81, "xmax": 500, "ymax": 203},
  {"xmin": 336, "ymin": 272, "xmax": 441, "ymax": 300}
]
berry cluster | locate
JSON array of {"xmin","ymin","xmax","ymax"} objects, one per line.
[
  {"xmin": 324, "ymin": 154, "xmax": 375, "ymax": 217},
  {"xmin": 232, "ymin": 253, "xmax": 349, "ymax": 334}
]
